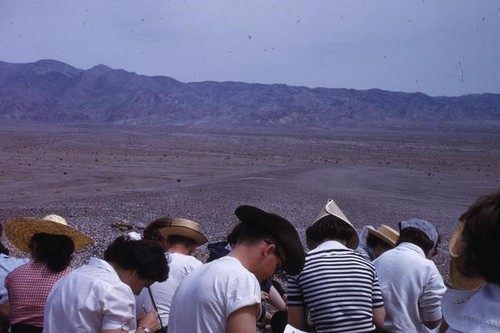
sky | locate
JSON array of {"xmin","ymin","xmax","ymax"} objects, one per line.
[{"xmin": 1, "ymin": 0, "xmax": 499, "ymax": 97}]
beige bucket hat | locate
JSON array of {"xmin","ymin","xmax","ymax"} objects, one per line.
[
  {"xmin": 5, "ymin": 214, "xmax": 93, "ymax": 253},
  {"xmin": 368, "ymin": 224, "xmax": 399, "ymax": 247},
  {"xmin": 311, "ymin": 199, "xmax": 359, "ymax": 249},
  {"xmin": 159, "ymin": 218, "xmax": 208, "ymax": 246}
]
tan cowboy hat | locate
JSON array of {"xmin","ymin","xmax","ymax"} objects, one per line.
[
  {"xmin": 311, "ymin": 199, "xmax": 359, "ymax": 249},
  {"xmin": 5, "ymin": 214, "xmax": 93, "ymax": 253},
  {"xmin": 159, "ymin": 218, "xmax": 208, "ymax": 246},
  {"xmin": 448, "ymin": 222, "xmax": 485, "ymax": 290},
  {"xmin": 368, "ymin": 224, "xmax": 399, "ymax": 247}
]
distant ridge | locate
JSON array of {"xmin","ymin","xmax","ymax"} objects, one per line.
[{"xmin": 0, "ymin": 59, "xmax": 499, "ymax": 129}]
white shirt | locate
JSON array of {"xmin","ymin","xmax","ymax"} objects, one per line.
[
  {"xmin": 0, "ymin": 253, "xmax": 28, "ymax": 303},
  {"xmin": 136, "ymin": 252, "xmax": 202, "ymax": 324},
  {"xmin": 168, "ymin": 256, "xmax": 261, "ymax": 333},
  {"xmin": 43, "ymin": 257, "xmax": 137, "ymax": 333},
  {"xmin": 442, "ymin": 283, "xmax": 500, "ymax": 333},
  {"xmin": 374, "ymin": 242, "xmax": 446, "ymax": 333}
]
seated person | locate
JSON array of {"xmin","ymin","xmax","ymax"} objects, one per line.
[
  {"xmin": 440, "ymin": 190, "xmax": 500, "ymax": 333},
  {"xmin": 356, "ymin": 224, "xmax": 399, "ymax": 260}
]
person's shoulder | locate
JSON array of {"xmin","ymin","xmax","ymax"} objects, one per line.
[
  {"xmin": 5, "ymin": 259, "xmax": 30, "ymax": 277},
  {"xmin": 0, "ymin": 255, "xmax": 28, "ymax": 269}
]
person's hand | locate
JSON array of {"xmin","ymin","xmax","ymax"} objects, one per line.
[
  {"xmin": 137, "ymin": 310, "xmax": 161, "ymax": 332},
  {"xmin": 261, "ymin": 291, "xmax": 269, "ymax": 302}
]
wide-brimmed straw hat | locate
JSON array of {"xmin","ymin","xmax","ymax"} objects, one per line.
[
  {"xmin": 235, "ymin": 205, "xmax": 305, "ymax": 276},
  {"xmin": 368, "ymin": 224, "xmax": 399, "ymax": 247},
  {"xmin": 159, "ymin": 218, "xmax": 208, "ymax": 246},
  {"xmin": 311, "ymin": 199, "xmax": 359, "ymax": 249},
  {"xmin": 448, "ymin": 222, "xmax": 485, "ymax": 290},
  {"xmin": 5, "ymin": 214, "xmax": 93, "ymax": 253}
]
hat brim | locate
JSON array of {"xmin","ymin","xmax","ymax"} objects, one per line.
[
  {"xmin": 235, "ymin": 205, "xmax": 305, "ymax": 276},
  {"xmin": 5, "ymin": 217, "xmax": 93, "ymax": 253},
  {"xmin": 447, "ymin": 222, "xmax": 485, "ymax": 290},
  {"xmin": 367, "ymin": 228, "xmax": 397, "ymax": 248},
  {"xmin": 160, "ymin": 226, "xmax": 208, "ymax": 246},
  {"xmin": 449, "ymin": 222, "xmax": 464, "ymax": 258}
]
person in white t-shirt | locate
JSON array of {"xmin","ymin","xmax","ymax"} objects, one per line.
[
  {"xmin": 168, "ymin": 205, "xmax": 305, "ymax": 333},
  {"xmin": 374, "ymin": 218, "xmax": 446, "ymax": 332},
  {"xmin": 136, "ymin": 217, "xmax": 207, "ymax": 330},
  {"xmin": 43, "ymin": 236, "xmax": 169, "ymax": 333}
]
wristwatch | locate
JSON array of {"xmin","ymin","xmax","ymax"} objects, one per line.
[{"xmin": 138, "ymin": 327, "xmax": 151, "ymax": 333}]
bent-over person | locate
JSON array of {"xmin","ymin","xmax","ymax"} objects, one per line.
[{"xmin": 168, "ymin": 205, "xmax": 305, "ymax": 333}]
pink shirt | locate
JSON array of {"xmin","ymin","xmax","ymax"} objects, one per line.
[{"xmin": 5, "ymin": 260, "xmax": 72, "ymax": 326}]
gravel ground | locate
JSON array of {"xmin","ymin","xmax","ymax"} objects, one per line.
[{"xmin": 1, "ymin": 122, "xmax": 499, "ymax": 308}]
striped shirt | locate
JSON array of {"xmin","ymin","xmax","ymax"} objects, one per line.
[{"xmin": 288, "ymin": 240, "xmax": 384, "ymax": 333}]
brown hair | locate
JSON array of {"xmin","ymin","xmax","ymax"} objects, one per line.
[
  {"xmin": 143, "ymin": 216, "xmax": 173, "ymax": 242},
  {"xmin": 306, "ymin": 215, "xmax": 355, "ymax": 249},
  {"xmin": 459, "ymin": 190, "xmax": 500, "ymax": 284},
  {"xmin": 396, "ymin": 228, "xmax": 435, "ymax": 256}
]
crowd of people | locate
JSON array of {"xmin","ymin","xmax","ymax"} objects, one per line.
[{"xmin": 0, "ymin": 189, "xmax": 498, "ymax": 333}]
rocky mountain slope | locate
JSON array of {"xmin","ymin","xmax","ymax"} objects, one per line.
[{"xmin": 1, "ymin": 59, "xmax": 499, "ymax": 129}]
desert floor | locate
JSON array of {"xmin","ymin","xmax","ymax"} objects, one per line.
[{"xmin": 1, "ymin": 120, "xmax": 500, "ymax": 284}]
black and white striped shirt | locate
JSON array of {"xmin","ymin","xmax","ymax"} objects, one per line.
[{"xmin": 288, "ymin": 240, "xmax": 384, "ymax": 333}]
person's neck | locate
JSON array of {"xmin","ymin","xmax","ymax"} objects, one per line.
[
  {"xmin": 109, "ymin": 262, "xmax": 133, "ymax": 285},
  {"xmin": 168, "ymin": 243, "xmax": 194, "ymax": 255},
  {"xmin": 228, "ymin": 242, "xmax": 266, "ymax": 282}
]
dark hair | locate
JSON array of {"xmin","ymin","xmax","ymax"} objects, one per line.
[
  {"xmin": 396, "ymin": 228, "xmax": 434, "ymax": 256},
  {"xmin": 0, "ymin": 224, "xmax": 9, "ymax": 255},
  {"xmin": 236, "ymin": 223, "xmax": 275, "ymax": 244},
  {"xmin": 366, "ymin": 233, "xmax": 392, "ymax": 250},
  {"xmin": 168, "ymin": 235, "xmax": 197, "ymax": 247},
  {"xmin": 29, "ymin": 233, "xmax": 75, "ymax": 272},
  {"xmin": 143, "ymin": 216, "xmax": 173, "ymax": 242},
  {"xmin": 459, "ymin": 190, "xmax": 500, "ymax": 284},
  {"xmin": 227, "ymin": 223, "xmax": 242, "ymax": 245},
  {"xmin": 306, "ymin": 215, "xmax": 355, "ymax": 248},
  {"xmin": 104, "ymin": 236, "xmax": 168, "ymax": 282}
]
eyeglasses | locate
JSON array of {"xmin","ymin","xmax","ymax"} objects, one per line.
[{"xmin": 264, "ymin": 239, "xmax": 285, "ymax": 274}]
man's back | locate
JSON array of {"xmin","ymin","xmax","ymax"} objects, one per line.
[
  {"xmin": 168, "ymin": 256, "xmax": 261, "ymax": 333},
  {"xmin": 374, "ymin": 242, "xmax": 446, "ymax": 332}
]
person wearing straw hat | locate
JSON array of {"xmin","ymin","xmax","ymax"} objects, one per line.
[
  {"xmin": 357, "ymin": 224, "xmax": 400, "ymax": 261},
  {"xmin": 136, "ymin": 217, "xmax": 208, "ymax": 331},
  {"xmin": 287, "ymin": 199, "xmax": 385, "ymax": 333},
  {"xmin": 168, "ymin": 205, "xmax": 305, "ymax": 333},
  {"xmin": 439, "ymin": 190, "xmax": 500, "ymax": 333},
  {"xmin": 373, "ymin": 218, "xmax": 446, "ymax": 333},
  {"xmin": 43, "ymin": 235, "xmax": 168, "ymax": 333},
  {"xmin": 3, "ymin": 214, "xmax": 92, "ymax": 333}
]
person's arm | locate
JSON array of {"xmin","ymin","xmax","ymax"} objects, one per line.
[
  {"xmin": 288, "ymin": 305, "xmax": 308, "ymax": 331},
  {"xmin": 372, "ymin": 306, "xmax": 385, "ymax": 328},
  {"xmin": 101, "ymin": 310, "xmax": 160, "ymax": 333},
  {"xmin": 227, "ymin": 304, "xmax": 259, "ymax": 333},
  {"xmin": 267, "ymin": 285, "xmax": 287, "ymax": 311}
]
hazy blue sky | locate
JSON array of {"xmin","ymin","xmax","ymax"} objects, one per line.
[{"xmin": 1, "ymin": 0, "xmax": 499, "ymax": 96}]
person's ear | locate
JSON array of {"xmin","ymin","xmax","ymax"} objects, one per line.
[{"xmin": 262, "ymin": 241, "xmax": 275, "ymax": 257}]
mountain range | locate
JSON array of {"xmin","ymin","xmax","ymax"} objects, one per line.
[{"xmin": 1, "ymin": 59, "xmax": 499, "ymax": 130}]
